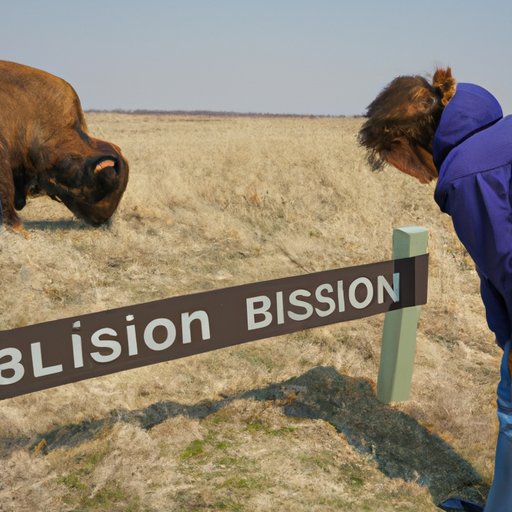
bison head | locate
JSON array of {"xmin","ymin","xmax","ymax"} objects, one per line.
[{"xmin": 43, "ymin": 137, "xmax": 129, "ymax": 226}]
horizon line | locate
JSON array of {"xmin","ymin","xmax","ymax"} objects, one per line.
[{"xmin": 85, "ymin": 108, "xmax": 365, "ymax": 119}]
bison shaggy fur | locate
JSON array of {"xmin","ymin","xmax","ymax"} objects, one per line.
[{"xmin": 0, "ymin": 61, "xmax": 129, "ymax": 233}]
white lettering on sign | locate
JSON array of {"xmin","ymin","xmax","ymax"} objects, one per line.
[
  {"xmin": 0, "ymin": 309, "xmax": 211, "ymax": 386},
  {"xmin": 72, "ymin": 333, "xmax": 84, "ymax": 368},
  {"xmin": 182, "ymin": 310, "xmax": 211, "ymax": 344},
  {"xmin": 31, "ymin": 342, "xmax": 63, "ymax": 377},
  {"xmin": 315, "ymin": 284, "xmax": 336, "ymax": 317},
  {"xmin": 378, "ymin": 273, "xmax": 400, "ymax": 303},
  {"xmin": 288, "ymin": 289, "xmax": 314, "ymax": 321},
  {"xmin": 0, "ymin": 348, "xmax": 25, "ymax": 385},
  {"xmin": 348, "ymin": 277, "xmax": 373, "ymax": 309},
  {"xmin": 246, "ymin": 296, "xmax": 273, "ymax": 330},
  {"xmin": 144, "ymin": 318, "xmax": 176, "ymax": 351},
  {"xmin": 91, "ymin": 328, "xmax": 122, "ymax": 363},
  {"xmin": 246, "ymin": 273, "xmax": 400, "ymax": 330},
  {"xmin": 126, "ymin": 319, "xmax": 138, "ymax": 356}
]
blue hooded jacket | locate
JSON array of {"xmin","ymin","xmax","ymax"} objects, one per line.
[{"xmin": 434, "ymin": 83, "xmax": 512, "ymax": 348}]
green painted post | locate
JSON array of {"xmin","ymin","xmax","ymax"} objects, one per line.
[{"xmin": 377, "ymin": 226, "xmax": 428, "ymax": 404}]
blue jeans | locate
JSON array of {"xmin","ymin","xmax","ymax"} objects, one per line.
[{"xmin": 485, "ymin": 340, "xmax": 512, "ymax": 511}]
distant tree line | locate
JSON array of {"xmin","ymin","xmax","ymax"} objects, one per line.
[{"xmin": 85, "ymin": 109, "xmax": 353, "ymax": 119}]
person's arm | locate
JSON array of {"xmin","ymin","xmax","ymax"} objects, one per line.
[
  {"xmin": 447, "ymin": 165, "xmax": 512, "ymax": 347},
  {"xmin": 479, "ymin": 272, "xmax": 510, "ymax": 346}
]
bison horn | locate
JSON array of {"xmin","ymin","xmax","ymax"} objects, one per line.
[{"xmin": 94, "ymin": 159, "xmax": 116, "ymax": 173}]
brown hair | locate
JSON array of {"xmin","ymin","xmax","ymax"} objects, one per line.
[{"xmin": 358, "ymin": 67, "xmax": 456, "ymax": 183}]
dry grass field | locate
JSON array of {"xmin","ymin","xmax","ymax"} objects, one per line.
[{"xmin": 0, "ymin": 113, "xmax": 500, "ymax": 511}]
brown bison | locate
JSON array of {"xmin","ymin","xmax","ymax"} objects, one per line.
[{"xmin": 0, "ymin": 61, "xmax": 129, "ymax": 233}]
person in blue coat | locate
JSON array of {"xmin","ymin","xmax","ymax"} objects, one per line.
[{"xmin": 358, "ymin": 68, "xmax": 512, "ymax": 512}]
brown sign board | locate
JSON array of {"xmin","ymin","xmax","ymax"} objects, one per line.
[{"xmin": 0, "ymin": 255, "xmax": 428, "ymax": 400}]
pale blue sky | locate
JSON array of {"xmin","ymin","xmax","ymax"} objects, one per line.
[{"xmin": 2, "ymin": 1, "xmax": 511, "ymax": 115}]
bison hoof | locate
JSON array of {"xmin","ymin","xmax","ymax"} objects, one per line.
[{"xmin": 8, "ymin": 223, "xmax": 30, "ymax": 239}]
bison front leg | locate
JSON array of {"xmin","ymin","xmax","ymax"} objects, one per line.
[
  {"xmin": 0, "ymin": 162, "xmax": 25, "ymax": 234},
  {"xmin": 13, "ymin": 172, "xmax": 28, "ymax": 210}
]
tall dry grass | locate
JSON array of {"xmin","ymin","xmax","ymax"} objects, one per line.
[{"xmin": 0, "ymin": 114, "xmax": 499, "ymax": 510}]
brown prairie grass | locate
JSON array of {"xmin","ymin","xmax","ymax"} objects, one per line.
[{"xmin": 0, "ymin": 113, "xmax": 498, "ymax": 511}]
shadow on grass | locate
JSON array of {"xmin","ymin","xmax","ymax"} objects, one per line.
[
  {"xmin": 0, "ymin": 366, "xmax": 486, "ymax": 505},
  {"xmin": 23, "ymin": 219, "xmax": 110, "ymax": 231}
]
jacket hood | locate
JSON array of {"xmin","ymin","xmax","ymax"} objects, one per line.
[{"xmin": 433, "ymin": 83, "xmax": 503, "ymax": 169}]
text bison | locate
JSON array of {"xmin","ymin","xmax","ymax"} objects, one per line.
[{"xmin": 0, "ymin": 61, "xmax": 129, "ymax": 233}]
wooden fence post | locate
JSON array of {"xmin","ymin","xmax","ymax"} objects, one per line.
[{"xmin": 377, "ymin": 226, "xmax": 428, "ymax": 403}]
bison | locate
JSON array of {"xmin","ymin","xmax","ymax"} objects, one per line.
[{"xmin": 0, "ymin": 61, "xmax": 129, "ymax": 234}]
